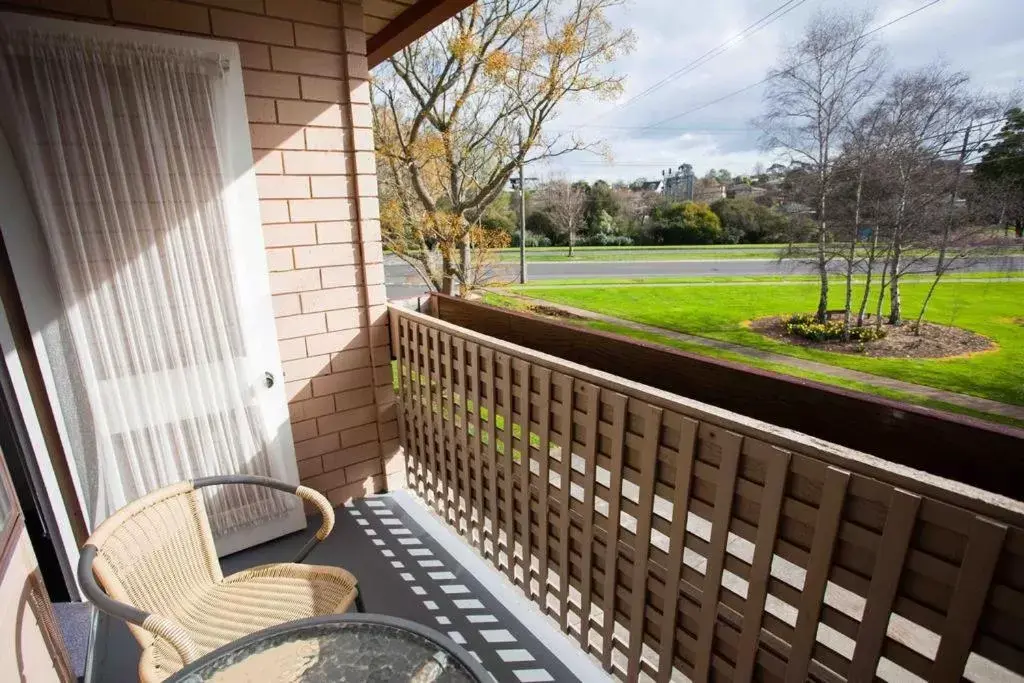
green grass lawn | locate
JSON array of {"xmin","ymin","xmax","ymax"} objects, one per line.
[
  {"xmin": 513, "ymin": 271, "xmax": 1024, "ymax": 288},
  {"xmin": 490, "ymin": 244, "xmax": 1023, "ymax": 263},
  {"xmin": 503, "ymin": 279, "xmax": 1024, "ymax": 409},
  {"xmin": 495, "ymin": 244, "xmax": 809, "ymax": 252},
  {"xmin": 494, "ymin": 246, "xmax": 787, "ymax": 262}
]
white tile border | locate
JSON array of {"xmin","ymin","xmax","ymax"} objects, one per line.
[{"xmin": 388, "ymin": 490, "xmax": 611, "ymax": 683}]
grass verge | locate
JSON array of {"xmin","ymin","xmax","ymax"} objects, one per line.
[
  {"xmin": 511, "ymin": 271, "xmax": 1024, "ymax": 288},
  {"xmin": 586, "ymin": 320, "xmax": 1024, "ymax": 430},
  {"xmin": 485, "ymin": 292, "xmax": 1024, "ymax": 429},
  {"xmin": 492, "ymin": 246, "xmax": 1023, "ymax": 263},
  {"xmin": 486, "ymin": 278, "xmax": 1024, "ymax": 414}
]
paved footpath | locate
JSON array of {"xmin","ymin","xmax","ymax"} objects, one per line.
[{"xmin": 503, "ymin": 291, "xmax": 1024, "ymax": 422}]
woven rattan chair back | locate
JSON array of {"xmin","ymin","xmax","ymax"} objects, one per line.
[{"xmin": 85, "ymin": 482, "xmax": 222, "ymax": 649}]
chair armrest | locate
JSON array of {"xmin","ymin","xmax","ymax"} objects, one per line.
[
  {"xmin": 77, "ymin": 545, "xmax": 202, "ymax": 665},
  {"xmin": 192, "ymin": 475, "xmax": 334, "ymax": 562},
  {"xmin": 296, "ymin": 485, "xmax": 335, "ymax": 542}
]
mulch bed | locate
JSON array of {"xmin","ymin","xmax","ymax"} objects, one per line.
[
  {"xmin": 750, "ymin": 314, "xmax": 995, "ymax": 359},
  {"xmin": 524, "ymin": 303, "xmax": 588, "ymax": 320}
]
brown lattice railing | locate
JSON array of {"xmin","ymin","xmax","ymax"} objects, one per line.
[{"xmin": 388, "ymin": 303, "xmax": 1024, "ymax": 682}]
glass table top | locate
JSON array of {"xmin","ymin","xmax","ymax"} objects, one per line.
[{"xmin": 169, "ymin": 615, "xmax": 488, "ymax": 683}]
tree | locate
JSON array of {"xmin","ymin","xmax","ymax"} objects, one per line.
[
  {"xmin": 585, "ymin": 209, "xmax": 632, "ymax": 245},
  {"xmin": 647, "ymin": 202, "xmax": 722, "ymax": 244},
  {"xmin": 912, "ymin": 98, "xmax": 1007, "ymax": 331},
  {"xmin": 758, "ymin": 10, "xmax": 886, "ymax": 321},
  {"xmin": 533, "ymin": 178, "xmax": 588, "ymax": 255},
  {"xmin": 583, "ymin": 179, "xmax": 620, "ymax": 233},
  {"xmin": 975, "ymin": 108, "xmax": 1024, "ymax": 238},
  {"xmin": 864, "ymin": 67, "xmax": 978, "ymax": 326},
  {"xmin": 479, "ymin": 190, "xmax": 517, "ymax": 235},
  {"xmin": 525, "ymin": 210, "xmax": 558, "ymax": 243},
  {"xmin": 704, "ymin": 168, "xmax": 733, "ymax": 184},
  {"xmin": 710, "ymin": 198, "xmax": 788, "ymax": 243},
  {"xmin": 375, "ymin": 0, "xmax": 634, "ymax": 293},
  {"xmin": 838, "ymin": 101, "xmax": 887, "ymax": 336},
  {"xmin": 617, "ymin": 183, "xmax": 658, "ymax": 232}
]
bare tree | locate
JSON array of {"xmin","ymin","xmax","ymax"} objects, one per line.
[
  {"xmin": 913, "ymin": 106, "xmax": 1008, "ymax": 331},
  {"xmin": 834, "ymin": 102, "xmax": 887, "ymax": 336},
  {"xmin": 534, "ymin": 178, "xmax": 587, "ymax": 256},
  {"xmin": 617, "ymin": 182, "xmax": 658, "ymax": 229},
  {"xmin": 864, "ymin": 66, "xmax": 978, "ymax": 326},
  {"xmin": 758, "ymin": 10, "xmax": 886, "ymax": 321},
  {"xmin": 375, "ymin": 0, "xmax": 635, "ymax": 294}
]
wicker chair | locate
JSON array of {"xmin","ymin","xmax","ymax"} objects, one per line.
[{"xmin": 77, "ymin": 475, "xmax": 362, "ymax": 683}]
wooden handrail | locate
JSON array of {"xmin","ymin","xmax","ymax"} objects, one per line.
[{"xmin": 431, "ymin": 293, "xmax": 1024, "ymax": 501}]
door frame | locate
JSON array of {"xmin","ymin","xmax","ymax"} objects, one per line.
[
  {"xmin": 0, "ymin": 148, "xmax": 83, "ymax": 594},
  {"xmin": 0, "ymin": 434, "xmax": 21, "ymax": 576},
  {"xmin": 0, "ymin": 12, "xmax": 303, "ymax": 558},
  {"xmin": 0, "ymin": 268, "xmax": 78, "ymax": 600}
]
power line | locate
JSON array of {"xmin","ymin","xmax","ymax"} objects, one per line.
[
  {"xmin": 551, "ymin": 123, "xmax": 756, "ymax": 132},
  {"xmin": 561, "ymin": 114, "xmax": 1008, "ymax": 138},
  {"xmin": 544, "ymin": 141, "xmax": 1003, "ymax": 171},
  {"xmin": 637, "ymin": 0, "xmax": 944, "ymax": 132},
  {"xmin": 588, "ymin": 0, "xmax": 811, "ymax": 124},
  {"xmin": 541, "ymin": 119, "xmax": 1009, "ymax": 173}
]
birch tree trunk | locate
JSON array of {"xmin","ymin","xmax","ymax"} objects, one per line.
[
  {"xmin": 856, "ymin": 225, "xmax": 879, "ymax": 327},
  {"xmin": 843, "ymin": 170, "xmax": 865, "ymax": 338},
  {"xmin": 815, "ymin": 182, "xmax": 829, "ymax": 322}
]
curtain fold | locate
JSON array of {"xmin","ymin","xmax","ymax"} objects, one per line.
[{"xmin": 0, "ymin": 28, "xmax": 292, "ymax": 535}]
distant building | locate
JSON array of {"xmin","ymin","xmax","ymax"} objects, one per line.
[
  {"xmin": 662, "ymin": 164, "xmax": 696, "ymax": 201},
  {"xmin": 634, "ymin": 168, "xmax": 752, "ymax": 204},
  {"xmin": 693, "ymin": 178, "xmax": 726, "ymax": 204},
  {"xmin": 631, "ymin": 179, "xmax": 663, "ymax": 193},
  {"xmin": 727, "ymin": 183, "xmax": 767, "ymax": 199}
]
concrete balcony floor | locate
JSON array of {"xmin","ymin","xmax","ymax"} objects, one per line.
[{"xmin": 89, "ymin": 490, "xmax": 607, "ymax": 683}]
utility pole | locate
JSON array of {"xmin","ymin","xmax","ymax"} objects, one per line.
[{"xmin": 519, "ymin": 163, "xmax": 527, "ymax": 284}]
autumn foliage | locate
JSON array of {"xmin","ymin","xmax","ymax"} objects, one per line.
[{"xmin": 374, "ymin": 0, "xmax": 634, "ymax": 294}]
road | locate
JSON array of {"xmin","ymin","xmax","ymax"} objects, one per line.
[{"xmin": 384, "ymin": 254, "xmax": 1024, "ymax": 299}]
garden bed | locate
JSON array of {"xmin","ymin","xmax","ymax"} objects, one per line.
[{"xmin": 750, "ymin": 314, "xmax": 995, "ymax": 358}]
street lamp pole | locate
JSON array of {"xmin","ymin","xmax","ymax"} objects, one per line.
[{"xmin": 519, "ymin": 163, "xmax": 527, "ymax": 284}]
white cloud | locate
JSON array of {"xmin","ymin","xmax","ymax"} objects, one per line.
[{"xmin": 538, "ymin": 0, "xmax": 1024, "ymax": 183}]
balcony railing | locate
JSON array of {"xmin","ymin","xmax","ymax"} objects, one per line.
[{"xmin": 388, "ymin": 302, "xmax": 1024, "ymax": 682}]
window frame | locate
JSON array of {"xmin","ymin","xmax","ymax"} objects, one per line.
[{"xmin": 0, "ymin": 446, "xmax": 22, "ymax": 573}]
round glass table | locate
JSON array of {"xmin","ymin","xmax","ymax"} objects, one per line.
[{"xmin": 166, "ymin": 614, "xmax": 490, "ymax": 682}]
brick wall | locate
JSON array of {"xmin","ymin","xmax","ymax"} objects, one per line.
[{"xmin": 2, "ymin": 0, "xmax": 400, "ymax": 505}]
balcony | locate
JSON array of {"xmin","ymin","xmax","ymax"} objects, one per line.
[
  {"xmin": 385, "ymin": 296, "xmax": 1024, "ymax": 682},
  {"xmin": 90, "ymin": 490, "xmax": 603, "ymax": 683},
  {"xmin": 86, "ymin": 295, "xmax": 1024, "ymax": 683}
]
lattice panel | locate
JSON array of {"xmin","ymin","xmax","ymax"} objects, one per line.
[{"xmin": 391, "ymin": 308, "xmax": 1024, "ymax": 682}]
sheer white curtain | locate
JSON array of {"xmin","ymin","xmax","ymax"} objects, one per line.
[{"xmin": 0, "ymin": 28, "xmax": 292, "ymax": 534}]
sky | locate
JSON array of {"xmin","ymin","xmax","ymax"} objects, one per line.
[{"xmin": 533, "ymin": 0, "xmax": 1024, "ymax": 183}]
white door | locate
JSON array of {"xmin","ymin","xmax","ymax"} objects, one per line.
[{"xmin": 0, "ymin": 15, "xmax": 304, "ymax": 555}]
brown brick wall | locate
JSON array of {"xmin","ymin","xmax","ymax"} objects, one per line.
[{"xmin": 2, "ymin": 0, "xmax": 399, "ymax": 504}]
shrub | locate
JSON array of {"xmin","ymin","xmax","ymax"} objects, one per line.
[
  {"xmin": 581, "ymin": 210, "xmax": 633, "ymax": 245},
  {"xmin": 784, "ymin": 314, "xmax": 887, "ymax": 342},
  {"xmin": 511, "ymin": 231, "xmax": 552, "ymax": 247},
  {"xmin": 644, "ymin": 201, "xmax": 723, "ymax": 244},
  {"xmin": 583, "ymin": 232, "xmax": 633, "ymax": 246},
  {"xmin": 710, "ymin": 198, "xmax": 789, "ymax": 243}
]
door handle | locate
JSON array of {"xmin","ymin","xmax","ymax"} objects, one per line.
[{"xmin": 264, "ymin": 372, "xmax": 275, "ymax": 388}]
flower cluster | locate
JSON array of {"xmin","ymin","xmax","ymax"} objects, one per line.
[{"xmin": 785, "ymin": 314, "xmax": 887, "ymax": 342}]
